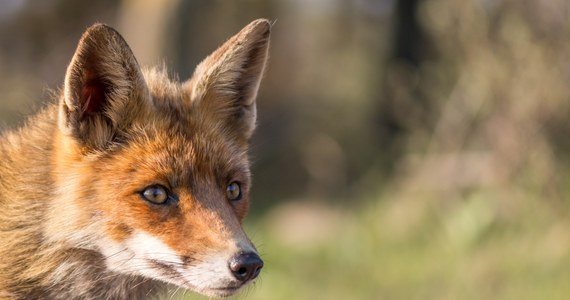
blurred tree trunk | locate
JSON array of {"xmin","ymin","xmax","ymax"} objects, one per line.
[
  {"xmin": 168, "ymin": 0, "xmax": 211, "ymax": 79},
  {"xmin": 374, "ymin": 0, "xmax": 431, "ymax": 173},
  {"xmin": 118, "ymin": 0, "xmax": 179, "ymax": 67},
  {"xmin": 393, "ymin": 0, "xmax": 424, "ymax": 65}
]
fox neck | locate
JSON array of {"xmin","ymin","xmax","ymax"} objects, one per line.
[{"xmin": 29, "ymin": 249, "xmax": 161, "ymax": 299}]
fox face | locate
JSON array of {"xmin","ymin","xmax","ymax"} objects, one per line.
[{"xmin": 47, "ymin": 20, "xmax": 270, "ymax": 297}]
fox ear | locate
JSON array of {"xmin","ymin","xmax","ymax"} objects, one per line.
[
  {"xmin": 59, "ymin": 23, "xmax": 148, "ymax": 149},
  {"xmin": 185, "ymin": 19, "xmax": 271, "ymax": 142}
]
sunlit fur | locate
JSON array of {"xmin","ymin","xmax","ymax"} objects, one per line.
[{"xmin": 0, "ymin": 19, "xmax": 270, "ymax": 299}]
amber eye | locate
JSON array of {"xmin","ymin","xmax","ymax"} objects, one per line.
[
  {"xmin": 226, "ymin": 182, "xmax": 242, "ymax": 202},
  {"xmin": 141, "ymin": 185, "xmax": 169, "ymax": 204}
]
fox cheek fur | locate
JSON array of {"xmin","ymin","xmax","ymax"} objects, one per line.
[{"xmin": 0, "ymin": 19, "xmax": 270, "ymax": 299}]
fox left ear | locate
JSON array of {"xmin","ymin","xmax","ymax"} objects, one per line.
[
  {"xmin": 185, "ymin": 19, "xmax": 271, "ymax": 142},
  {"xmin": 59, "ymin": 23, "xmax": 149, "ymax": 149}
]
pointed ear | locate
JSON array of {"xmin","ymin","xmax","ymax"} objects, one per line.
[
  {"xmin": 59, "ymin": 23, "xmax": 149, "ymax": 149},
  {"xmin": 185, "ymin": 19, "xmax": 271, "ymax": 142}
]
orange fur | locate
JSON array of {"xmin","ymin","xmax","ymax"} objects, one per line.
[{"xmin": 0, "ymin": 19, "xmax": 270, "ymax": 299}]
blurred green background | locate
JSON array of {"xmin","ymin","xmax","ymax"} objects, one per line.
[{"xmin": 1, "ymin": 0, "xmax": 570, "ymax": 299}]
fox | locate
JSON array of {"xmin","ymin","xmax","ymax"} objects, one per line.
[{"xmin": 0, "ymin": 19, "xmax": 270, "ymax": 299}]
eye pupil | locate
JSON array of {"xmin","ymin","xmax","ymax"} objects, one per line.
[
  {"xmin": 227, "ymin": 182, "xmax": 241, "ymax": 201},
  {"xmin": 142, "ymin": 186, "xmax": 168, "ymax": 204}
]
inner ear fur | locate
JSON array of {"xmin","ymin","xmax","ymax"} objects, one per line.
[
  {"xmin": 185, "ymin": 19, "xmax": 271, "ymax": 142},
  {"xmin": 59, "ymin": 23, "xmax": 149, "ymax": 149}
]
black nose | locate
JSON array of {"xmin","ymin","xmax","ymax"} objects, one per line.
[{"xmin": 229, "ymin": 252, "xmax": 264, "ymax": 282}]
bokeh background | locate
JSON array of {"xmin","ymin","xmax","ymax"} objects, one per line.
[{"xmin": 1, "ymin": 0, "xmax": 570, "ymax": 299}]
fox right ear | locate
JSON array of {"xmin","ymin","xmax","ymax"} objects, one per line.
[
  {"xmin": 59, "ymin": 23, "xmax": 149, "ymax": 149},
  {"xmin": 184, "ymin": 19, "xmax": 271, "ymax": 144}
]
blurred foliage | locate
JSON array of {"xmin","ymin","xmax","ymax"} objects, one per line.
[{"xmin": 1, "ymin": 0, "xmax": 570, "ymax": 299}]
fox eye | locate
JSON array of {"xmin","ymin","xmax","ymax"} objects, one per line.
[
  {"xmin": 141, "ymin": 185, "xmax": 169, "ymax": 204},
  {"xmin": 226, "ymin": 182, "xmax": 242, "ymax": 202}
]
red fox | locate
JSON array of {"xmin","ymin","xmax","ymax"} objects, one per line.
[{"xmin": 0, "ymin": 19, "xmax": 270, "ymax": 299}]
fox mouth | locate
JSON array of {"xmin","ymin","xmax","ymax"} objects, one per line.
[
  {"xmin": 207, "ymin": 285, "xmax": 243, "ymax": 297},
  {"xmin": 148, "ymin": 259, "xmax": 247, "ymax": 297},
  {"xmin": 181, "ymin": 279, "xmax": 246, "ymax": 298}
]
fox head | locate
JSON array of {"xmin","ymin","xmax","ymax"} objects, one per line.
[{"xmin": 48, "ymin": 20, "xmax": 270, "ymax": 297}]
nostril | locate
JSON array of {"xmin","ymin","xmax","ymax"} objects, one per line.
[
  {"xmin": 237, "ymin": 266, "xmax": 247, "ymax": 276},
  {"xmin": 252, "ymin": 264, "xmax": 262, "ymax": 279},
  {"xmin": 229, "ymin": 252, "xmax": 264, "ymax": 282}
]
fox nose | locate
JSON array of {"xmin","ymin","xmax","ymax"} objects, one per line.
[{"xmin": 229, "ymin": 252, "xmax": 264, "ymax": 282}]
